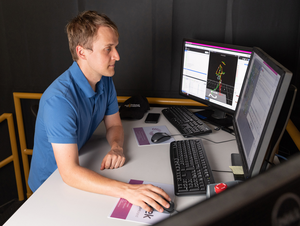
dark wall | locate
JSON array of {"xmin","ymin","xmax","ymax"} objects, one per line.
[{"xmin": 1, "ymin": 0, "xmax": 300, "ymax": 204}]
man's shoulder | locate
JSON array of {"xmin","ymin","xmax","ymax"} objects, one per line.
[
  {"xmin": 40, "ymin": 65, "xmax": 80, "ymax": 107},
  {"xmin": 43, "ymin": 72, "xmax": 73, "ymax": 100}
]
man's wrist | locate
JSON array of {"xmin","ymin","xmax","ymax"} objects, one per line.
[{"xmin": 111, "ymin": 143, "xmax": 123, "ymax": 152}]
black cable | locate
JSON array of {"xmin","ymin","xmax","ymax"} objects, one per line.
[
  {"xmin": 168, "ymin": 133, "xmax": 236, "ymax": 144},
  {"xmin": 200, "ymin": 137, "xmax": 236, "ymax": 144},
  {"xmin": 264, "ymin": 159, "xmax": 275, "ymax": 166},
  {"xmin": 212, "ymin": 169, "xmax": 233, "ymax": 173}
]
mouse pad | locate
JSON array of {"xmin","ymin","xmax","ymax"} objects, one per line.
[
  {"xmin": 109, "ymin": 179, "xmax": 175, "ymax": 224},
  {"xmin": 133, "ymin": 125, "xmax": 175, "ymax": 146}
]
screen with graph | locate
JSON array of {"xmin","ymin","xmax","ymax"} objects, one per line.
[{"xmin": 179, "ymin": 39, "xmax": 252, "ymax": 116}]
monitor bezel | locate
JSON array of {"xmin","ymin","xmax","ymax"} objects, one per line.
[
  {"xmin": 179, "ymin": 38, "xmax": 253, "ymax": 116},
  {"xmin": 233, "ymin": 47, "xmax": 292, "ymax": 179}
]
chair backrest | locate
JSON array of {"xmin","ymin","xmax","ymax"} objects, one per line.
[{"xmin": 0, "ymin": 113, "xmax": 24, "ymax": 201}]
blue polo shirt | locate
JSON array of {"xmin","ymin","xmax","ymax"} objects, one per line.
[{"xmin": 28, "ymin": 61, "xmax": 119, "ymax": 192}]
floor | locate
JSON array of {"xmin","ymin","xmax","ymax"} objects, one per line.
[{"xmin": 0, "ymin": 199, "xmax": 25, "ymax": 225}]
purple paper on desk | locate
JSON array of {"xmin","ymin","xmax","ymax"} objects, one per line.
[
  {"xmin": 133, "ymin": 126, "xmax": 175, "ymax": 146},
  {"xmin": 110, "ymin": 180, "xmax": 143, "ymax": 219},
  {"xmin": 109, "ymin": 179, "xmax": 174, "ymax": 224},
  {"xmin": 133, "ymin": 127, "xmax": 150, "ymax": 145}
]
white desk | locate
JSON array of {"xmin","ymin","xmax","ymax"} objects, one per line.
[{"xmin": 4, "ymin": 107, "xmax": 238, "ymax": 226}]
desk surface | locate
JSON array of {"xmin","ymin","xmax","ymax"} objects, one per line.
[{"xmin": 5, "ymin": 107, "xmax": 238, "ymax": 226}]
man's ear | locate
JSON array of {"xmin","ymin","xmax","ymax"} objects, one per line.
[{"xmin": 76, "ymin": 45, "xmax": 86, "ymax": 60}]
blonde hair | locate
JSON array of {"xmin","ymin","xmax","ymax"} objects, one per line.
[{"xmin": 66, "ymin": 10, "xmax": 119, "ymax": 61}]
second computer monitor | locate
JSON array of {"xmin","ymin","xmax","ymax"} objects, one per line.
[
  {"xmin": 179, "ymin": 39, "xmax": 252, "ymax": 126},
  {"xmin": 233, "ymin": 47, "xmax": 292, "ymax": 179}
]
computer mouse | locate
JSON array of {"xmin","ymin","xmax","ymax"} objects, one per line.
[
  {"xmin": 162, "ymin": 200, "xmax": 175, "ymax": 214},
  {"xmin": 151, "ymin": 132, "xmax": 171, "ymax": 143},
  {"xmin": 146, "ymin": 196, "xmax": 175, "ymax": 214}
]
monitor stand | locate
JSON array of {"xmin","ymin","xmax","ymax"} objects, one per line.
[
  {"xmin": 231, "ymin": 153, "xmax": 242, "ymax": 166},
  {"xmin": 231, "ymin": 153, "xmax": 245, "ymax": 181},
  {"xmin": 194, "ymin": 108, "xmax": 233, "ymax": 127}
]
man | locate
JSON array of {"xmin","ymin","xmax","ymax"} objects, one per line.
[{"xmin": 28, "ymin": 10, "xmax": 171, "ymax": 213}]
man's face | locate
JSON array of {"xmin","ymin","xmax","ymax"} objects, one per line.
[{"xmin": 83, "ymin": 26, "xmax": 120, "ymax": 80}]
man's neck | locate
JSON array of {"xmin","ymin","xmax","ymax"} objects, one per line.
[{"xmin": 77, "ymin": 60, "xmax": 102, "ymax": 92}]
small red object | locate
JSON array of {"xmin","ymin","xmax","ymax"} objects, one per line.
[{"xmin": 214, "ymin": 183, "xmax": 228, "ymax": 194}]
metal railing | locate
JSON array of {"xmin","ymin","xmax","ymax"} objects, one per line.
[{"xmin": 0, "ymin": 113, "xmax": 24, "ymax": 201}]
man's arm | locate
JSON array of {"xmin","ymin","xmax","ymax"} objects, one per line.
[
  {"xmin": 101, "ymin": 111, "xmax": 125, "ymax": 170},
  {"xmin": 52, "ymin": 143, "xmax": 171, "ymax": 213}
]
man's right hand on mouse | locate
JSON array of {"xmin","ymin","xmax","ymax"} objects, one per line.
[{"xmin": 122, "ymin": 183, "xmax": 171, "ymax": 213}]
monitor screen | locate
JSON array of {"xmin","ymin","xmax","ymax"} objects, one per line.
[
  {"xmin": 233, "ymin": 47, "xmax": 292, "ymax": 179},
  {"xmin": 179, "ymin": 39, "xmax": 252, "ymax": 126}
]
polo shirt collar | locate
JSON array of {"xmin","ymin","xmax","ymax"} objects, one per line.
[
  {"xmin": 96, "ymin": 79, "xmax": 104, "ymax": 96},
  {"xmin": 70, "ymin": 61, "xmax": 104, "ymax": 98}
]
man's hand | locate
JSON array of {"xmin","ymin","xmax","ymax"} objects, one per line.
[
  {"xmin": 102, "ymin": 112, "xmax": 125, "ymax": 170},
  {"xmin": 123, "ymin": 183, "xmax": 171, "ymax": 213},
  {"xmin": 100, "ymin": 146, "xmax": 125, "ymax": 170}
]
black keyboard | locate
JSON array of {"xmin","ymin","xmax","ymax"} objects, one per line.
[
  {"xmin": 170, "ymin": 139, "xmax": 215, "ymax": 196},
  {"xmin": 162, "ymin": 106, "xmax": 212, "ymax": 137}
]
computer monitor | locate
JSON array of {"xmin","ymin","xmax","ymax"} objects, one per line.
[
  {"xmin": 154, "ymin": 48, "xmax": 295, "ymax": 226},
  {"xmin": 179, "ymin": 39, "xmax": 252, "ymax": 127},
  {"xmin": 154, "ymin": 153, "xmax": 300, "ymax": 226},
  {"xmin": 233, "ymin": 47, "xmax": 292, "ymax": 179}
]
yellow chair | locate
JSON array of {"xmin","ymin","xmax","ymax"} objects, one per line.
[{"xmin": 0, "ymin": 113, "xmax": 24, "ymax": 201}]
